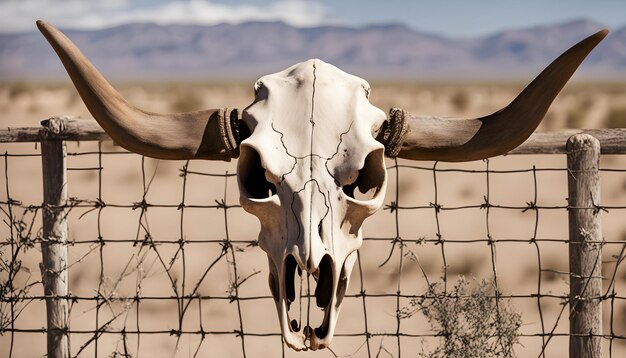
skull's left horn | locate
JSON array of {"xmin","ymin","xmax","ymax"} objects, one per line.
[
  {"xmin": 379, "ymin": 29, "xmax": 608, "ymax": 162},
  {"xmin": 37, "ymin": 20, "xmax": 246, "ymax": 160}
]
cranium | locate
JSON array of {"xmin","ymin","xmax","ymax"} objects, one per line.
[
  {"xmin": 37, "ymin": 20, "xmax": 606, "ymax": 351},
  {"xmin": 238, "ymin": 60, "xmax": 388, "ymax": 349}
]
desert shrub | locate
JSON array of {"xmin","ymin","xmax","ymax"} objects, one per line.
[
  {"xmin": 450, "ymin": 90, "xmax": 470, "ymax": 111},
  {"xmin": 8, "ymin": 81, "xmax": 33, "ymax": 99},
  {"xmin": 170, "ymin": 92, "xmax": 203, "ymax": 112},
  {"xmin": 606, "ymin": 107, "xmax": 626, "ymax": 128},
  {"xmin": 402, "ymin": 276, "xmax": 522, "ymax": 358}
]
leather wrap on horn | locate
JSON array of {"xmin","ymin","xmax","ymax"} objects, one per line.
[
  {"xmin": 37, "ymin": 20, "xmax": 246, "ymax": 161},
  {"xmin": 379, "ymin": 29, "xmax": 608, "ymax": 162}
]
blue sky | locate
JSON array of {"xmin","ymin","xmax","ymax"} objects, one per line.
[{"xmin": 1, "ymin": 0, "xmax": 624, "ymax": 36}]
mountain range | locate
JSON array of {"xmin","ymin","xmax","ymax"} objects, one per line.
[{"xmin": 1, "ymin": 19, "xmax": 625, "ymax": 81}]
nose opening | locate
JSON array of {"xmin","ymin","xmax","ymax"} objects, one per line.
[
  {"xmin": 283, "ymin": 253, "xmax": 335, "ymax": 341},
  {"xmin": 315, "ymin": 255, "xmax": 333, "ymax": 309},
  {"xmin": 313, "ymin": 255, "xmax": 334, "ymax": 340},
  {"xmin": 284, "ymin": 254, "xmax": 303, "ymax": 333},
  {"xmin": 285, "ymin": 255, "xmax": 298, "ymax": 306}
]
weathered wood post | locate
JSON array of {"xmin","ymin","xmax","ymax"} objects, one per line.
[
  {"xmin": 40, "ymin": 118, "xmax": 70, "ymax": 358},
  {"xmin": 566, "ymin": 134, "xmax": 603, "ymax": 358}
]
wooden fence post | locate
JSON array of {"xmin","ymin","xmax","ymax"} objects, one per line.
[
  {"xmin": 40, "ymin": 118, "xmax": 70, "ymax": 358},
  {"xmin": 567, "ymin": 134, "xmax": 603, "ymax": 358}
]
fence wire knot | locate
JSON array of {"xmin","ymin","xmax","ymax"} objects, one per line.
[{"xmin": 429, "ymin": 202, "xmax": 442, "ymax": 212}]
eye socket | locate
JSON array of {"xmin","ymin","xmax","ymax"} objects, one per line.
[
  {"xmin": 238, "ymin": 146, "xmax": 277, "ymax": 199},
  {"xmin": 342, "ymin": 149, "xmax": 385, "ymax": 201}
]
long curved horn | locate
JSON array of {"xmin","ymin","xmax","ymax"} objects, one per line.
[
  {"xmin": 37, "ymin": 20, "xmax": 246, "ymax": 161},
  {"xmin": 380, "ymin": 29, "xmax": 608, "ymax": 162}
]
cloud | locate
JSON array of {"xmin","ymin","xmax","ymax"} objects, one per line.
[{"xmin": 0, "ymin": 0, "xmax": 332, "ymax": 33}]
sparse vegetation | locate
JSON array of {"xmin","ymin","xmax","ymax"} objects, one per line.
[
  {"xmin": 450, "ymin": 90, "xmax": 470, "ymax": 111},
  {"xmin": 402, "ymin": 276, "xmax": 522, "ymax": 358},
  {"xmin": 8, "ymin": 81, "xmax": 33, "ymax": 99}
]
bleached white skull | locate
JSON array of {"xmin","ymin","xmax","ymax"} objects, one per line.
[
  {"xmin": 38, "ymin": 20, "xmax": 606, "ymax": 351},
  {"xmin": 237, "ymin": 60, "xmax": 387, "ymax": 349}
]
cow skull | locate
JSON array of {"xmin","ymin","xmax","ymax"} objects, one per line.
[
  {"xmin": 37, "ymin": 20, "xmax": 606, "ymax": 351},
  {"xmin": 238, "ymin": 60, "xmax": 387, "ymax": 349}
]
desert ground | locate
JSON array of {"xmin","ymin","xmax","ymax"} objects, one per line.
[{"xmin": 1, "ymin": 81, "xmax": 626, "ymax": 357}]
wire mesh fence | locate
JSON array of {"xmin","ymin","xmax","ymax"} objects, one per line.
[{"xmin": 1, "ymin": 120, "xmax": 626, "ymax": 357}]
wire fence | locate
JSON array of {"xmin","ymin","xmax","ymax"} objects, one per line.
[{"xmin": 1, "ymin": 118, "xmax": 626, "ymax": 357}]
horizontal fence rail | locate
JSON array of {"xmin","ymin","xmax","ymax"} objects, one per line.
[
  {"xmin": 1, "ymin": 117, "xmax": 626, "ymax": 358},
  {"xmin": 2, "ymin": 116, "xmax": 626, "ymax": 154}
]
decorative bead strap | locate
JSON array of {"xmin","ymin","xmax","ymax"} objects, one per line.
[
  {"xmin": 219, "ymin": 108, "xmax": 250, "ymax": 158},
  {"xmin": 382, "ymin": 108, "xmax": 408, "ymax": 158}
]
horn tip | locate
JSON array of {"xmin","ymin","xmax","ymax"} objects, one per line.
[
  {"xmin": 36, "ymin": 20, "xmax": 59, "ymax": 35},
  {"xmin": 589, "ymin": 28, "xmax": 609, "ymax": 44},
  {"xmin": 601, "ymin": 28, "xmax": 609, "ymax": 36},
  {"xmin": 36, "ymin": 20, "xmax": 54, "ymax": 35},
  {"xmin": 597, "ymin": 28, "xmax": 609, "ymax": 38},
  {"xmin": 36, "ymin": 20, "xmax": 47, "ymax": 30}
]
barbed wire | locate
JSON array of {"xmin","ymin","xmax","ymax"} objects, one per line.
[{"xmin": 1, "ymin": 144, "xmax": 625, "ymax": 357}]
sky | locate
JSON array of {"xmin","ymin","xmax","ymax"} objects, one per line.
[{"xmin": 1, "ymin": 0, "xmax": 625, "ymax": 37}]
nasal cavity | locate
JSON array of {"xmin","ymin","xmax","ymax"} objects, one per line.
[
  {"xmin": 315, "ymin": 255, "xmax": 333, "ymax": 309},
  {"xmin": 285, "ymin": 255, "xmax": 298, "ymax": 304}
]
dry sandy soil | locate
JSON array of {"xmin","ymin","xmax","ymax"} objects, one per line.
[{"xmin": 1, "ymin": 81, "xmax": 626, "ymax": 357}]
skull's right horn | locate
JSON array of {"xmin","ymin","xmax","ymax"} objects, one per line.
[
  {"xmin": 37, "ymin": 20, "xmax": 246, "ymax": 161},
  {"xmin": 380, "ymin": 29, "xmax": 608, "ymax": 161}
]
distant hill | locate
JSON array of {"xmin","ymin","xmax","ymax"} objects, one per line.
[{"xmin": 1, "ymin": 19, "xmax": 624, "ymax": 81}]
